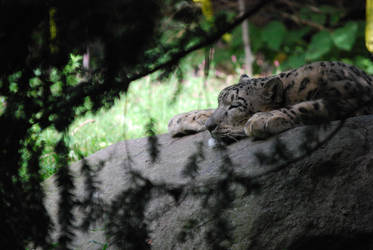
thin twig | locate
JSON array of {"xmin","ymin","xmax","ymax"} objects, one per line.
[
  {"xmin": 279, "ymin": 0, "xmax": 323, "ymax": 14},
  {"xmin": 279, "ymin": 11, "xmax": 329, "ymax": 31},
  {"xmin": 71, "ymin": 119, "xmax": 96, "ymax": 135}
]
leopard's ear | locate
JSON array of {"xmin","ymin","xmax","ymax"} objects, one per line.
[
  {"xmin": 263, "ymin": 77, "xmax": 283, "ymax": 105},
  {"xmin": 239, "ymin": 74, "xmax": 250, "ymax": 82}
]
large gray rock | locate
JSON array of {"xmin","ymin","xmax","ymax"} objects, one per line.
[{"xmin": 44, "ymin": 115, "xmax": 373, "ymax": 250}]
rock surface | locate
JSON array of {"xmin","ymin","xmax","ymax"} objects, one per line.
[{"xmin": 44, "ymin": 115, "xmax": 373, "ymax": 250}]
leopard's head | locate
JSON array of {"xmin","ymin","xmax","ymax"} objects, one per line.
[{"xmin": 205, "ymin": 74, "xmax": 284, "ymax": 141}]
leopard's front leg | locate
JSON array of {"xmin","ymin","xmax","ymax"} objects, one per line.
[
  {"xmin": 168, "ymin": 109, "xmax": 215, "ymax": 137},
  {"xmin": 244, "ymin": 110, "xmax": 295, "ymax": 139},
  {"xmin": 244, "ymin": 100, "xmax": 328, "ymax": 139}
]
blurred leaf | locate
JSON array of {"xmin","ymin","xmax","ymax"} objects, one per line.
[
  {"xmin": 341, "ymin": 58, "xmax": 354, "ymax": 65},
  {"xmin": 222, "ymin": 33, "xmax": 232, "ymax": 43},
  {"xmin": 331, "ymin": 21, "xmax": 358, "ymax": 51},
  {"xmin": 286, "ymin": 53, "xmax": 306, "ymax": 69},
  {"xmin": 283, "ymin": 27, "xmax": 310, "ymax": 45},
  {"xmin": 8, "ymin": 71, "xmax": 22, "ymax": 82},
  {"xmin": 354, "ymin": 55, "xmax": 373, "ymax": 74},
  {"xmin": 329, "ymin": 15, "xmax": 340, "ymax": 26},
  {"xmin": 300, "ymin": 7, "xmax": 326, "ymax": 25},
  {"xmin": 319, "ymin": 5, "xmax": 342, "ymax": 26},
  {"xmin": 311, "ymin": 13, "xmax": 326, "ymax": 25},
  {"xmin": 261, "ymin": 21, "xmax": 286, "ymax": 50},
  {"xmin": 9, "ymin": 82, "xmax": 18, "ymax": 93},
  {"xmin": 305, "ymin": 31, "xmax": 332, "ymax": 60}
]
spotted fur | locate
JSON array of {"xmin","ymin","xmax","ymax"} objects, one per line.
[{"xmin": 168, "ymin": 61, "xmax": 373, "ymax": 139}]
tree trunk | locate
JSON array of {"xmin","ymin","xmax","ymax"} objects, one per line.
[{"xmin": 239, "ymin": 0, "xmax": 253, "ymax": 76}]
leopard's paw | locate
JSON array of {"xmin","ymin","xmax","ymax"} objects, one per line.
[
  {"xmin": 244, "ymin": 111, "xmax": 294, "ymax": 139},
  {"xmin": 168, "ymin": 109, "xmax": 214, "ymax": 137}
]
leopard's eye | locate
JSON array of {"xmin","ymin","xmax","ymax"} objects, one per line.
[{"xmin": 228, "ymin": 103, "xmax": 241, "ymax": 110}]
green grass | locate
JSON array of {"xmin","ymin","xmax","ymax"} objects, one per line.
[{"xmin": 38, "ymin": 72, "xmax": 233, "ymax": 178}]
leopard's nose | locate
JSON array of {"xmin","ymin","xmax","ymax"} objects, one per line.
[{"xmin": 205, "ymin": 118, "xmax": 217, "ymax": 132}]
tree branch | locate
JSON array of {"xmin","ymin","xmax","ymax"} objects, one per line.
[
  {"xmin": 279, "ymin": 11, "xmax": 329, "ymax": 31},
  {"xmin": 128, "ymin": 0, "xmax": 272, "ymax": 82},
  {"xmin": 41, "ymin": 0, "xmax": 273, "ymax": 126}
]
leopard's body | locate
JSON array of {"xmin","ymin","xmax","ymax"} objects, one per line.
[{"xmin": 168, "ymin": 61, "xmax": 373, "ymax": 140}]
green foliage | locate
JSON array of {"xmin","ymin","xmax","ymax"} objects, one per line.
[
  {"xmin": 331, "ymin": 21, "xmax": 359, "ymax": 51},
  {"xmin": 286, "ymin": 53, "xmax": 306, "ymax": 69},
  {"xmin": 260, "ymin": 21, "xmax": 286, "ymax": 51},
  {"xmin": 305, "ymin": 31, "xmax": 332, "ymax": 61},
  {"xmin": 300, "ymin": 7, "xmax": 326, "ymax": 25},
  {"xmin": 354, "ymin": 55, "xmax": 373, "ymax": 73},
  {"xmin": 319, "ymin": 5, "xmax": 343, "ymax": 26},
  {"xmin": 1, "ymin": 1, "xmax": 371, "ymax": 249},
  {"xmin": 1, "ymin": 0, "xmax": 247, "ymax": 248},
  {"xmin": 214, "ymin": 4, "xmax": 372, "ymax": 74},
  {"xmin": 283, "ymin": 28, "xmax": 310, "ymax": 46},
  {"xmin": 36, "ymin": 70, "xmax": 221, "ymax": 178}
]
